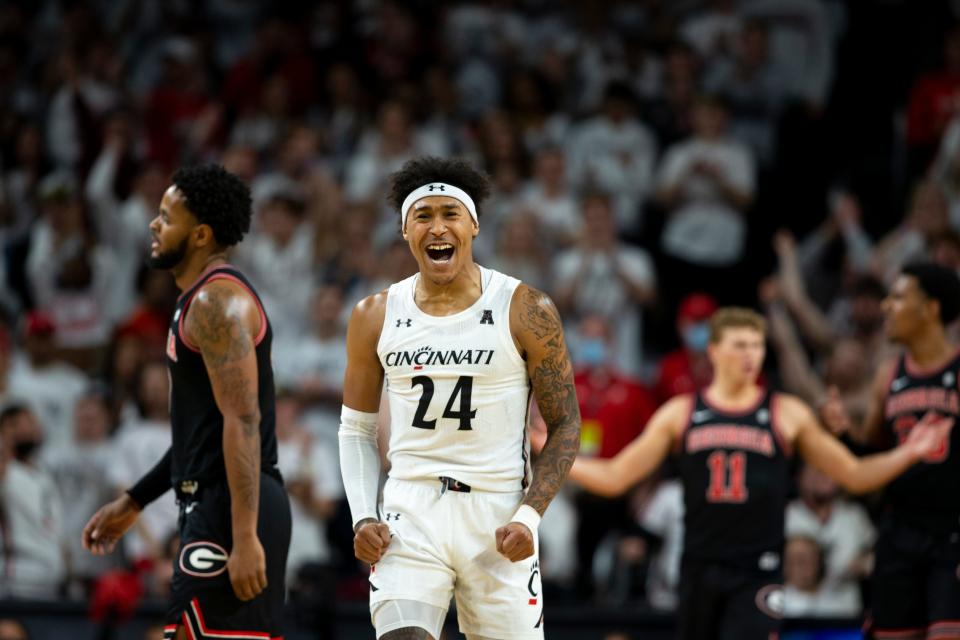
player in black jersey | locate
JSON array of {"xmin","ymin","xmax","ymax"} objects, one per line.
[
  {"xmin": 81, "ymin": 165, "xmax": 291, "ymax": 640},
  {"xmin": 548, "ymin": 308, "xmax": 948, "ymax": 640},
  {"xmin": 837, "ymin": 263, "xmax": 960, "ymax": 640}
]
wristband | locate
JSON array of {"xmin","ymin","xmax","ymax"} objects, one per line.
[{"xmin": 510, "ymin": 504, "xmax": 542, "ymax": 535}]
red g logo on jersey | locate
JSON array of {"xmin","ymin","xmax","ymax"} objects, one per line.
[
  {"xmin": 179, "ymin": 541, "xmax": 228, "ymax": 578},
  {"xmin": 166, "ymin": 329, "xmax": 178, "ymax": 362}
]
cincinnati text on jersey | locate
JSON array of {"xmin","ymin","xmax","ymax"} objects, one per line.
[{"xmin": 384, "ymin": 346, "xmax": 496, "ymax": 368}]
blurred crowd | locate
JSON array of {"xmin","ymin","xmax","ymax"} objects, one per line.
[{"xmin": 0, "ymin": 0, "xmax": 959, "ymax": 631}]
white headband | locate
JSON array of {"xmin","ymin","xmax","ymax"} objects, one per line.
[{"xmin": 400, "ymin": 183, "xmax": 478, "ymax": 226}]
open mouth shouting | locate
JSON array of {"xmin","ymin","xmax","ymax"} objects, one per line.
[{"xmin": 425, "ymin": 241, "xmax": 455, "ymax": 264}]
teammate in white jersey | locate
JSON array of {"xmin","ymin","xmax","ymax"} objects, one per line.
[{"xmin": 339, "ymin": 157, "xmax": 581, "ymax": 640}]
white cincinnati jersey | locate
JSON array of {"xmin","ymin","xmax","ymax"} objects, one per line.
[{"xmin": 378, "ymin": 266, "xmax": 532, "ymax": 492}]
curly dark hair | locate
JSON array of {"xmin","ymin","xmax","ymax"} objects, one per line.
[
  {"xmin": 387, "ymin": 157, "xmax": 491, "ymax": 223},
  {"xmin": 172, "ymin": 165, "xmax": 252, "ymax": 247},
  {"xmin": 902, "ymin": 261, "xmax": 960, "ymax": 325}
]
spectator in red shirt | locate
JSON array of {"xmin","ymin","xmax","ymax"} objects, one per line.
[
  {"xmin": 571, "ymin": 314, "xmax": 657, "ymax": 598},
  {"xmin": 654, "ymin": 292, "xmax": 718, "ymax": 404}
]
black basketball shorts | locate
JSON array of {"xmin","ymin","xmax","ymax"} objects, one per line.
[
  {"xmin": 868, "ymin": 515, "xmax": 960, "ymax": 640},
  {"xmin": 164, "ymin": 471, "xmax": 291, "ymax": 640}
]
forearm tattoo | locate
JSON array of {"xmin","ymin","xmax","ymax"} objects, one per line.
[{"xmin": 519, "ymin": 287, "xmax": 581, "ymax": 515}]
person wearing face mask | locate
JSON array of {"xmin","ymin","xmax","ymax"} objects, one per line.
[
  {"xmin": 572, "ymin": 315, "xmax": 657, "ymax": 598},
  {"xmin": 655, "ymin": 293, "xmax": 718, "ymax": 404},
  {"xmin": 0, "ymin": 404, "xmax": 66, "ymax": 598}
]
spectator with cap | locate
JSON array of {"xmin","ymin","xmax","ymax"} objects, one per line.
[
  {"xmin": 654, "ymin": 292, "xmax": 718, "ymax": 404},
  {"xmin": 0, "ymin": 404, "xmax": 65, "ymax": 598},
  {"xmin": 7, "ymin": 311, "xmax": 87, "ymax": 450}
]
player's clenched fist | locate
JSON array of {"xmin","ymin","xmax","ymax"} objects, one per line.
[
  {"xmin": 354, "ymin": 520, "xmax": 392, "ymax": 564},
  {"xmin": 495, "ymin": 522, "xmax": 534, "ymax": 562}
]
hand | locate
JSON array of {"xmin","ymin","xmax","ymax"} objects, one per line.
[
  {"xmin": 227, "ymin": 534, "xmax": 267, "ymax": 601},
  {"xmin": 757, "ymin": 277, "xmax": 782, "ymax": 305},
  {"xmin": 354, "ymin": 520, "xmax": 392, "ymax": 564},
  {"xmin": 82, "ymin": 494, "xmax": 141, "ymax": 555},
  {"xmin": 819, "ymin": 386, "xmax": 851, "ymax": 436},
  {"xmin": 495, "ymin": 522, "xmax": 535, "ymax": 562},
  {"xmin": 904, "ymin": 412, "xmax": 954, "ymax": 462},
  {"xmin": 773, "ymin": 229, "xmax": 796, "ymax": 257}
]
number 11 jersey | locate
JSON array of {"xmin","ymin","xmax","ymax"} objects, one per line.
[
  {"xmin": 377, "ymin": 266, "xmax": 532, "ymax": 492},
  {"xmin": 677, "ymin": 390, "xmax": 793, "ymax": 571}
]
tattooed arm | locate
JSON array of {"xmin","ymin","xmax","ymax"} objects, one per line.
[
  {"xmin": 495, "ymin": 285, "xmax": 580, "ymax": 562},
  {"xmin": 185, "ymin": 279, "xmax": 266, "ymax": 601}
]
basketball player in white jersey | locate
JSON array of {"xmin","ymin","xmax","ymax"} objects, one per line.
[{"xmin": 338, "ymin": 157, "xmax": 581, "ymax": 640}]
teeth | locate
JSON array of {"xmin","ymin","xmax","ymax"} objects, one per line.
[{"xmin": 427, "ymin": 243, "xmax": 453, "ymax": 250}]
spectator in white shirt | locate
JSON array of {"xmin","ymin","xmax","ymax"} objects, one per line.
[
  {"xmin": 566, "ymin": 82, "xmax": 658, "ymax": 231},
  {"xmin": 26, "ymin": 172, "xmax": 125, "ymax": 360},
  {"xmin": 7, "ymin": 312, "xmax": 88, "ymax": 450},
  {"xmin": 274, "ymin": 393, "xmax": 342, "ymax": 582},
  {"xmin": 109, "ymin": 360, "xmax": 177, "ymax": 563},
  {"xmin": 784, "ymin": 535, "xmax": 861, "ymax": 618},
  {"xmin": 656, "ymin": 94, "xmax": 756, "ymax": 271},
  {"xmin": 274, "ymin": 284, "xmax": 348, "ymax": 444},
  {"xmin": 518, "ymin": 147, "xmax": 581, "ymax": 248},
  {"xmin": 0, "ymin": 404, "xmax": 65, "ymax": 598},
  {"xmin": 234, "ymin": 180, "xmax": 317, "ymax": 344},
  {"xmin": 553, "ymin": 192, "xmax": 657, "ymax": 376},
  {"xmin": 44, "ymin": 388, "xmax": 122, "ymax": 591},
  {"xmin": 488, "ymin": 208, "xmax": 551, "ymax": 293},
  {"xmin": 785, "ymin": 463, "xmax": 875, "ymax": 615}
]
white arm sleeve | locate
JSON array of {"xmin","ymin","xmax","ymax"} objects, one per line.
[{"xmin": 338, "ymin": 405, "xmax": 382, "ymax": 528}]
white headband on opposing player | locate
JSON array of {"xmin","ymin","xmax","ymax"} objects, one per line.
[{"xmin": 400, "ymin": 183, "xmax": 478, "ymax": 227}]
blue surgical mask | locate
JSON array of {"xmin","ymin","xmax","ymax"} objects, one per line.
[
  {"xmin": 576, "ymin": 338, "xmax": 607, "ymax": 367},
  {"xmin": 683, "ymin": 322, "xmax": 711, "ymax": 353}
]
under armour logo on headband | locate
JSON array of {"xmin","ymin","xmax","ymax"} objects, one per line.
[{"xmin": 401, "ymin": 182, "xmax": 478, "ymax": 226}]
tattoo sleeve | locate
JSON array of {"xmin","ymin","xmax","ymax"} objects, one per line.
[
  {"xmin": 187, "ymin": 283, "xmax": 261, "ymax": 539},
  {"xmin": 518, "ymin": 286, "xmax": 581, "ymax": 515}
]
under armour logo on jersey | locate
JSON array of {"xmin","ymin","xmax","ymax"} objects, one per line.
[
  {"xmin": 396, "ymin": 319, "xmax": 412, "ymax": 328},
  {"xmin": 384, "ymin": 512, "xmax": 401, "ymax": 521},
  {"xmin": 428, "ymin": 184, "xmax": 445, "ymax": 192},
  {"xmin": 756, "ymin": 408, "xmax": 769, "ymax": 424},
  {"xmin": 480, "ymin": 309, "xmax": 494, "ymax": 325},
  {"xmin": 944, "ymin": 371, "xmax": 956, "ymax": 387}
]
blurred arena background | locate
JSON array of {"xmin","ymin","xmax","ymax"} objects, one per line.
[{"xmin": 0, "ymin": 0, "xmax": 956, "ymax": 638}]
